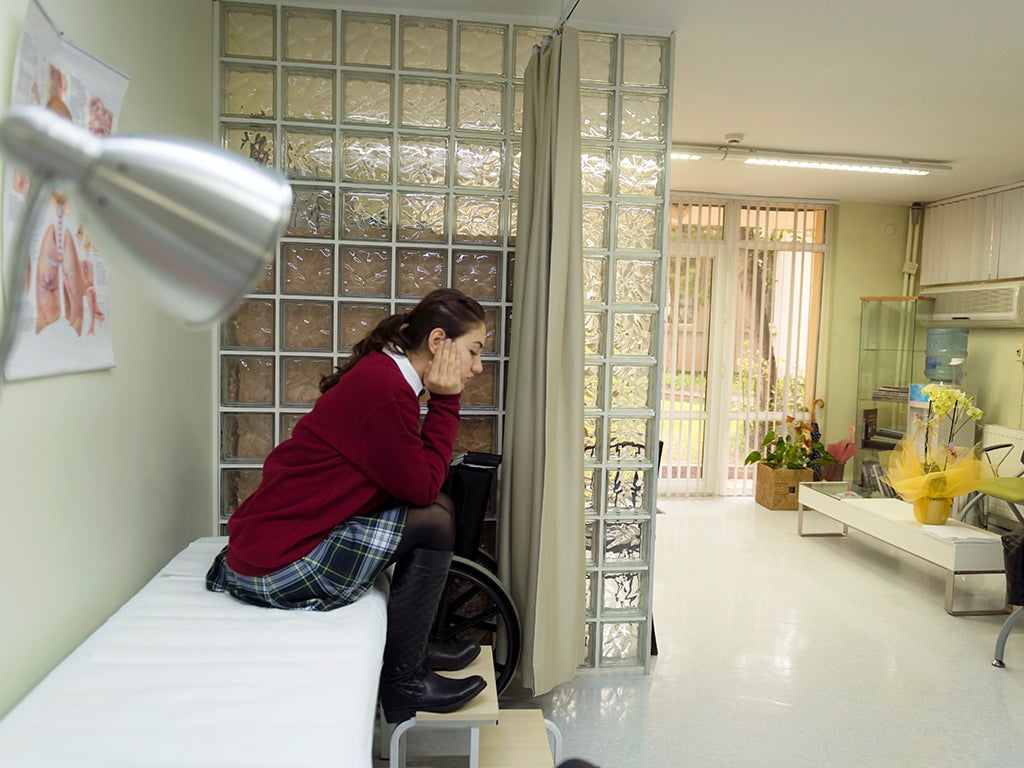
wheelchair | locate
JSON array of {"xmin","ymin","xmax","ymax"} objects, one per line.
[{"xmin": 432, "ymin": 451, "xmax": 522, "ymax": 695}]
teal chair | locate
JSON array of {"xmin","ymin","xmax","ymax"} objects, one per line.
[
  {"xmin": 975, "ymin": 476, "xmax": 1024, "ymax": 528},
  {"xmin": 992, "ymin": 607, "xmax": 1024, "ymax": 667},
  {"xmin": 980, "ymin": 487, "xmax": 1024, "ymax": 669},
  {"xmin": 994, "ymin": 526, "xmax": 1024, "ymax": 668},
  {"xmin": 957, "ymin": 443, "xmax": 1024, "ymax": 527},
  {"xmin": 958, "ymin": 450, "xmax": 1024, "ymax": 668}
]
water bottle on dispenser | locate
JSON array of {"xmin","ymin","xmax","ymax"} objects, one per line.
[
  {"xmin": 924, "ymin": 327, "xmax": 968, "ymax": 384},
  {"xmin": 911, "ymin": 327, "xmax": 973, "ymax": 454}
]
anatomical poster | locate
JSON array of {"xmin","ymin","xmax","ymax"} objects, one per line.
[{"xmin": 2, "ymin": 0, "xmax": 128, "ymax": 381}]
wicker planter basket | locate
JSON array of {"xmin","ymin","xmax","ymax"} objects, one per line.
[{"xmin": 754, "ymin": 463, "xmax": 814, "ymax": 510}]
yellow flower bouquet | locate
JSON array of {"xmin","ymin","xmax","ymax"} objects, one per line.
[{"xmin": 881, "ymin": 384, "xmax": 993, "ymax": 524}]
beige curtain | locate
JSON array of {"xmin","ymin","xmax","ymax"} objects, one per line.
[{"xmin": 499, "ymin": 27, "xmax": 584, "ymax": 695}]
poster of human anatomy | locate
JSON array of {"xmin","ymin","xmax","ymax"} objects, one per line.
[{"xmin": 2, "ymin": 0, "xmax": 129, "ymax": 381}]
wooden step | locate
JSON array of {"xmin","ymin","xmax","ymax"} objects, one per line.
[
  {"xmin": 383, "ymin": 651, "xmax": 563, "ymax": 768},
  {"xmin": 413, "ymin": 648, "xmax": 500, "ymax": 724},
  {"xmin": 478, "ymin": 709, "xmax": 554, "ymax": 768}
]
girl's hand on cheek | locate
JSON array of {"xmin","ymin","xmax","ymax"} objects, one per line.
[{"xmin": 424, "ymin": 339, "xmax": 463, "ymax": 395}]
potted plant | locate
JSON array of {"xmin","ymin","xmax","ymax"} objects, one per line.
[
  {"xmin": 882, "ymin": 384, "xmax": 991, "ymax": 524},
  {"xmin": 744, "ymin": 416, "xmax": 833, "ymax": 509}
]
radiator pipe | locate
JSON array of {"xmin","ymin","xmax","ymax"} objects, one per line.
[{"xmin": 895, "ymin": 203, "xmax": 925, "ymax": 386}]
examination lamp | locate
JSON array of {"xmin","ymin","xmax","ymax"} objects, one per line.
[{"xmin": 0, "ymin": 104, "xmax": 292, "ymax": 392}]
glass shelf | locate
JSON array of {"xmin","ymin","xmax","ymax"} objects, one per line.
[
  {"xmin": 800, "ymin": 480, "xmax": 883, "ymax": 501},
  {"xmin": 855, "ymin": 297, "xmax": 929, "ymax": 479}
]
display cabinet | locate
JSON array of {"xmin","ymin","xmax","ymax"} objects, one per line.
[{"xmin": 854, "ymin": 296, "xmax": 932, "ymax": 486}]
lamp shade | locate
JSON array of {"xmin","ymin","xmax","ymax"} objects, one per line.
[{"xmin": 0, "ymin": 105, "xmax": 292, "ymax": 326}]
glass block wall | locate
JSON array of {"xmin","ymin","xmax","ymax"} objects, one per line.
[
  {"xmin": 215, "ymin": 1, "xmax": 670, "ymax": 672},
  {"xmin": 579, "ymin": 32, "xmax": 670, "ymax": 669}
]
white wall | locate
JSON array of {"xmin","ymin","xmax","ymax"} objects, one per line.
[{"xmin": 0, "ymin": 0, "xmax": 215, "ymax": 718}]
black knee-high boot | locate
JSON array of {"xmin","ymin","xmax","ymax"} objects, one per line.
[
  {"xmin": 379, "ymin": 548, "xmax": 487, "ymax": 724},
  {"xmin": 425, "ymin": 639, "xmax": 481, "ymax": 672}
]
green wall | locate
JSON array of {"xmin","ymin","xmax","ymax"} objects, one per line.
[
  {"xmin": 821, "ymin": 202, "xmax": 1024, "ymax": 448},
  {"xmin": 819, "ymin": 202, "xmax": 909, "ymax": 445},
  {"xmin": 957, "ymin": 328, "xmax": 1024, "ymax": 430},
  {"xmin": 0, "ymin": 0, "xmax": 215, "ymax": 718},
  {"xmin": 1, "ymin": 0, "xmax": 1020, "ymax": 725}
]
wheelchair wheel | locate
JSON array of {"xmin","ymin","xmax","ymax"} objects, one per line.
[
  {"xmin": 472, "ymin": 548, "xmax": 498, "ymax": 574},
  {"xmin": 431, "ymin": 555, "xmax": 521, "ymax": 695}
]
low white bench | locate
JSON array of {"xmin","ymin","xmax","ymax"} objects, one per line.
[
  {"xmin": 0, "ymin": 536, "xmax": 388, "ymax": 768},
  {"xmin": 798, "ymin": 482, "xmax": 1008, "ymax": 616}
]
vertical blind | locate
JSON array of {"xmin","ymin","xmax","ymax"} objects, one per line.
[
  {"xmin": 922, "ymin": 183, "xmax": 1024, "ymax": 284},
  {"xmin": 662, "ymin": 195, "xmax": 829, "ymax": 496}
]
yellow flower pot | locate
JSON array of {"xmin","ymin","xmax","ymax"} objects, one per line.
[{"xmin": 912, "ymin": 496, "xmax": 952, "ymax": 525}]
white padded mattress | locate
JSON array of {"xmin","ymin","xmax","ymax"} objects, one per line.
[{"xmin": 0, "ymin": 536, "xmax": 388, "ymax": 767}]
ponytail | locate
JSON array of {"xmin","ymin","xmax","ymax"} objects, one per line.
[{"xmin": 320, "ymin": 288, "xmax": 485, "ymax": 393}]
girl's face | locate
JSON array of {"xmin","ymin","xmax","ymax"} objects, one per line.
[{"xmin": 453, "ymin": 322, "xmax": 487, "ymax": 383}]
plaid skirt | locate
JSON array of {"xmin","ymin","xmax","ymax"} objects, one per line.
[{"xmin": 205, "ymin": 505, "xmax": 406, "ymax": 611}]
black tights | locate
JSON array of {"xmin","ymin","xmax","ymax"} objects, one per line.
[{"xmin": 388, "ymin": 492, "xmax": 455, "ymax": 565}]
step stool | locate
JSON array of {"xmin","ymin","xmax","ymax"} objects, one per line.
[
  {"xmin": 380, "ymin": 649, "xmax": 562, "ymax": 767},
  {"xmin": 478, "ymin": 708, "xmax": 560, "ymax": 768}
]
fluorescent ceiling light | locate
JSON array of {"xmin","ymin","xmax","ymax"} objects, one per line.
[{"xmin": 671, "ymin": 143, "xmax": 952, "ymax": 176}]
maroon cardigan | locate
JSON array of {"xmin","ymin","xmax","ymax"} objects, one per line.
[{"xmin": 226, "ymin": 351, "xmax": 460, "ymax": 576}]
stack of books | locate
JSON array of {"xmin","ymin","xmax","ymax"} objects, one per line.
[
  {"xmin": 860, "ymin": 458, "xmax": 899, "ymax": 498},
  {"xmin": 871, "ymin": 385, "xmax": 909, "ymax": 402},
  {"xmin": 861, "ymin": 407, "xmax": 904, "ymax": 450},
  {"xmin": 868, "ymin": 427, "xmax": 904, "ymax": 449}
]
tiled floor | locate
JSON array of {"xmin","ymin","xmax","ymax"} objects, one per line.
[{"xmin": 377, "ymin": 497, "xmax": 1024, "ymax": 767}]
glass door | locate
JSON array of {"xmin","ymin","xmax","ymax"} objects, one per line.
[{"xmin": 662, "ymin": 195, "xmax": 831, "ymax": 496}]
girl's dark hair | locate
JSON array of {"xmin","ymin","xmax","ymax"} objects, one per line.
[{"xmin": 320, "ymin": 288, "xmax": 486, "ymax": 393}]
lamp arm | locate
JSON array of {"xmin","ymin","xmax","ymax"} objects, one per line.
[{"xmin": 0, "ymin": 176, "xmax": 55, "ymax": 396}]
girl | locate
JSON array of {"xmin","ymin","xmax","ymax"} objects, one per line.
[{"xmin": 207, "ymin": 288, "xmax": 489, "ymax": 723}]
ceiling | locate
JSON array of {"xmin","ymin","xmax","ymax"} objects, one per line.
[{"xmin": 335, "ymin": 0, "xmax": 1024, "ymax": 206}]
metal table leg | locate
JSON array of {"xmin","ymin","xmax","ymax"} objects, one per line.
[{"xmin": 944, "ymin": 570, "xmax": 1012, "ymax": 616}]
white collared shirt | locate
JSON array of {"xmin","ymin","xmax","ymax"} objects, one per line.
[{"xmin": 383, "ymin": 347, "xmax": 423, "ymax": 396}]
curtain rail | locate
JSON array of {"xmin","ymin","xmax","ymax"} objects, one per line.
[{"xmin": 558, "ymin": 0, "xmax": 583, "ymax": 31}]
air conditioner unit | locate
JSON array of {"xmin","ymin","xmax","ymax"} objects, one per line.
[{"xmin": 919, "ymin": 281, "xmax": 1024, "ymax": 328}]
